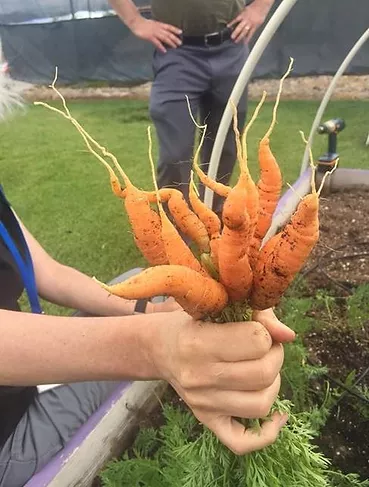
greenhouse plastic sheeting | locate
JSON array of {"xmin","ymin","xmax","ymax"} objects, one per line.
[{"xmin": 0, "ymin": 0, "xmax": 368, "ymax": 85}]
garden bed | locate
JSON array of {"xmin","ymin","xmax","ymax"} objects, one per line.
[
  {"xmin": 98, "ymin": 189, "xmax": 369, "ymax": 486},
  {"xmin": 302, "ymin": 189, "xmax": 369, "ymax": 479}
]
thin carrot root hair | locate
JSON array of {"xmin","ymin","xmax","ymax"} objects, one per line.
[
  {"xmin": 240, "ymin": 91, "xmax": 267, "ymax": 175},
  {"xmin": 94, "ymin": 265, "xmax": 229, "ymax": 319},
  {"xmin": 186, "ymin": 95, "xmax": 231, "ymax": 199},
  {"xmin": 299, "ymin": 129, "xmax": 338, "ymax": 197},
  {"xmin": 263, "ymin": 57, "xmax": 294, "ymax": 141},
  {"xmin": 35, "ymin": 68, "xmax": 131, "ymax": 195}
]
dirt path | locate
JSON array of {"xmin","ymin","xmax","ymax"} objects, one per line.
[{"xmin": 21, "ymin": 75, "xmax": 369, "ymax": 102}]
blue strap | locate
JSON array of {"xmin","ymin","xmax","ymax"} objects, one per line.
[{"xmin": 0, "ymin": 188, "xmax": 42, "ymax": 314}]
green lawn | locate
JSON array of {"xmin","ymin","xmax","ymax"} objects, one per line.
[{"xmin": 1, "ymin": 98, "xmax": 368, "ymax": 314}]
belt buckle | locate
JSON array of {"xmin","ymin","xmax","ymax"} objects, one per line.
[{"xmin": 204, "ymin": 31, "xmax": 220, "ymax": 47}]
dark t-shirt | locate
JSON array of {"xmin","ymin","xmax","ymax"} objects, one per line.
[
  {"xmin": 151, "ymin": 0, "xmax": 245, "ymax": 36},
  {"xmin": 0, "ymin": 192, "xmax": 38, "ymax": 446}
]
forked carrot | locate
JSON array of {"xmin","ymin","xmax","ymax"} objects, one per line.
[
  {"xmin": 225, "ymin": 95, "xmax": 266, "ymax": 233},
  {"xmin": 95, "ymin": 265, "xmax": 228, "ymax": 319},
  {"xmin": 147, "ymin": 127, "xmax": 207, "ymax": 276},
  {"xmin": 250, "ymin": 134, "xmax": 334, "ymax": 310},
  {"xmin": 249, "ymin": 59, "xmax": 294, "ymax": 268},
  {"xmin": 217, "ymin": 100, "xmax": 265, "ymax": 302}
]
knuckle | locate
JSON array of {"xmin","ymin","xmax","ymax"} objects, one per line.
[
  {"xmin": 250, "ymin": 321, "xmax": 272, "ymax": 355},
  {"xmin": 229, "ymin": 443, "xmax": 246, "ymax": 456},
  {"xmin": 184, "ymin": 391, "xmax": 205, "ymax": 409},
  {"xmin": 177, "ymin": 331, "xmax": 196, "ymax": 359},
  {"xmin": 210, "ymin": 362, "xmax": 228, "ymax": 385},
  {"xmin": 178, "ymin": 367, "xmax": 198, "ymax": 390},
  {"xmin": 263, "ymin": 430, "xmax": 280, "ymax": 449},
  {"xmin": 259, "ymin": 362, "xmax": 278, "ymax": 389},
  {"xmin": 257, "ymin": 396, "xmax": 273, "ymax": 419}
]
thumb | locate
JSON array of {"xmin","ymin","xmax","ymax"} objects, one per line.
[{"xmin": 252, "ymin": 308, "xmax": 295, "ymax": 343}]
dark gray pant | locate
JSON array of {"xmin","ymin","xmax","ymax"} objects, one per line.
[
  {"xmin": 149, "ymin": 40, "xmax": 249, "ymax": 214},
  {"xmin": 0, "ymin": 381, "xmax": 119, "ymax": 487}
]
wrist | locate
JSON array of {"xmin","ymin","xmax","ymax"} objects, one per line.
[
  {"xmin": 126, "ymin": 13, "xmax": 144, "ymax": 31},
  {"xmin": 248, "ymin": 0, "xmax": 274, "ymax": 14},
  {"xmin": 136, "ymin": 313, "xmax": 164, "ymax": 379}
]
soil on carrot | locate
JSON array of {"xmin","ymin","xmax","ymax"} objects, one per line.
[{"xmin": 301, "ymin": 189, "xmax": 369, "ymax": 479}]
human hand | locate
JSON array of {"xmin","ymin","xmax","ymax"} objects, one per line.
[
  {"xmin": 130, "ymin": 16, "xmax": 182, "ymax": 53},
  {"xmin": 150, "ymin": 308, "xmax": 295, "ymax": 455},
  {"xmin": 228, "ymin": 1, "xmax": 272, "ymax": 44}
]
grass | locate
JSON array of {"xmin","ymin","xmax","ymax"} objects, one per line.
[{"xmin": 1, "ymin": 98, "xmax": 368, "ymax": 314}]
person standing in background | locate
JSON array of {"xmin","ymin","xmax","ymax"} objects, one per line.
[{"xmin": 109, "ymin": 0, "xmax": 275, "ymax": 214}]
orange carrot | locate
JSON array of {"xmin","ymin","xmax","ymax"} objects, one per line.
[
  {"xmin": 218, "ymin": 206, "xmax": 253, "ymax": 302},
  {"xmin": 36, "ymin": 88, "xmax": 168, "ymax": 267},
  {"xmin": 109, "ymin": 186, "xmax": 210, "ymax": 253},
  {"xmin": 250, "ymin": 136, "xmax": 327, "ymax": 311},
  {"xmin": 189, "ymin": 172, "xmax": 221, "ymax": 272},
  {"xmin": 189, "ymin": 173, "xmax": 221, "ymax": 240},
  {"xmin": 96, "ymin": 265, "xmax": 228, "ymax": 319},
  {"xmin": 249, "ymin": 59, "xmax": 294, "ymax": 268},
  {"xmin": 147, "ymin": 127, "xmax": 208, "ymax": 275},
  {"xmin": 250, "ymin": 192, "xmax": 319, "ymax": 310},
  {"xmin": 193, "ymin": 162, "xmax": 231, "ymax": 199},
  {"xmin": 217, "ymin": 101, "xmax": 264, "ymax": 302}
]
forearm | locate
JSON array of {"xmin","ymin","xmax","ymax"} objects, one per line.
[
  {"xmin": 37, "ymin": 261, "xmax": 138, "ymax": 316},
  {"xmin": 0, "ymin": 309, "xmax": 160, "ymax": 386},
  {"xmin": 108, "ymin": 0, "xmax": 142, "ymax": 29}
]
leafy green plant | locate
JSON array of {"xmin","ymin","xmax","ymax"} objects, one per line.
[
  {"xmin": 100, "ymin": 398, "xmax": 369, "ymax": 487},
  {"xmin": 100, "ymin": 400, "xmax": 333, "ymax": 487},
  {"xmin": 278, "ymin": 296, "xmax": 327, "ymax": 410},
  {"xmin": 347, "ymin": 284, "xmax": 369, "ymax": 330}
]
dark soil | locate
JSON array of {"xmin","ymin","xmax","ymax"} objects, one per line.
[
  {"xmin": 303, "ymin": 190, "xmax": 369, "ymax": 292},
  {"xmin": 302, "ymin": 189, "xmax": 369, "ymax": 480}
]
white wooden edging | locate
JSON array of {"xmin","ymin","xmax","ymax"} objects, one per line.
[{"xmin": 47, "ymin": 380, "xmax": 167, "ymax": 487}]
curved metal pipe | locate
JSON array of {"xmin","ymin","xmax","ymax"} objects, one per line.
[
  {"xmin": 316, "ymin": 168, "xmax": 369, "ymax": 194},
  {"xmin": 204, "ymin": 0, "xmax": 299, "ymax": 208},
  {"xmin": 300, "ymin": 27, "xmax": 369, "ymax": 175}
]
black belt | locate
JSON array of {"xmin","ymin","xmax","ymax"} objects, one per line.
[{"xmin": 181, "ymin": 26, "xmax": 234, "ymax": 47}]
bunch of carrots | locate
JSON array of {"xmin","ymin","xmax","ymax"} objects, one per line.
[{"xmin": 36, "ymin": 60, "xmax": 328, "ymax": 324}]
